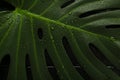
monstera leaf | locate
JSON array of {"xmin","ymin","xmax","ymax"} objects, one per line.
[{"xmin": 0, "ymin": 0, "xmax": 120, "ymax": 80}]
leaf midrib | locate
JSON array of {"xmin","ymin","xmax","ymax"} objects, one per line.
[{"xmin": 14, "ymin": 8, "xmax": 114, "ymax": 41}]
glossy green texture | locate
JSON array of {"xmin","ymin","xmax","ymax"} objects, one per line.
[{"xmin": 0, "ymin": 0, "xmax": 120, "ymax": 80}]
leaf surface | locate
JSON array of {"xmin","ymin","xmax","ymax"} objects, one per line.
[{"xmin": 0, "ymin": 0, "xmax": 120, "ymax": 80}]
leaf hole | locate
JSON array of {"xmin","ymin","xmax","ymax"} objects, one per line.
[
  {"xmin": 106, "ymin": 25, "xmax": 120, "ymax": 29},
  {"xmin": 62, "ymin": 37, "xmax": 92, "ymax": 80},
  {"xmin": 0, "ymin": 55, "xmax": 10, "ymax": 80},
  {"xmin": 61, "ymin": 0, "xmax": 75, "ymax": 8},
  {"xmin": 62, "ymin": 37, "xmax": 79, "ymax": 66},
  {"xmin": 79, "ymin": 8, "xmax": 120, "ymax": 18},
  {"xmin": 45, "ymin": 49, "xmax": 60, "ymax": 80},
  {"xmin": 89, "ymin": 43, "xmax": 120, "ymax": 75},
  {"xmin": 76, "ymin": 67, "xmax": 93, "ymax": 80},
  {"xmin": 89, "ymin": 43, "xmax": 113, "ymax": 66},
  {"xmin": 38, "ymin": 28, "xmax": 43, "ymax": 39},
  {"xmin": 0, "ymin": 0, "xmax": 15, "ymax": 11},
  {"xmin": 26, "ymin": 54, "xmax": 33, "ymax": 80}
]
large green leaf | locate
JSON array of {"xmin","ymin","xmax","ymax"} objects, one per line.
[{"xmin": 0, "ymin": 0, "xmax": 120, "ymax": 80}]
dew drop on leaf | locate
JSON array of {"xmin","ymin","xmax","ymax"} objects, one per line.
[
  {"xmin": 51, "ymin": 27, "xmax": 54, "ymax": 30},
  {"xmin": 107, "ymin": 66, "xmax": 114, "ymax": 69},
  {"xmin": 114, "ymin": 40, "xmax": 120, "ymax": 48},
  {"xmin": 50, "ymin": 36, "xmax": 53, "ymax": 40},
  {"xmin": 6, "ymin": 16, "xmax": 10, "ymax": 19},
  {"xmin": 110, "ymin": 37, "xmax": 115, "ymax": 40},
  {"xmin": 68, "ymin": 12, "xmax": 72, "ymax": 15},
  {"xmin": 107, "ymin": 66, "xmax": 113, "ymax": 69},
  {"xmin": 62, "ymin": 66, "xmax": 64, "ymax": 69}
]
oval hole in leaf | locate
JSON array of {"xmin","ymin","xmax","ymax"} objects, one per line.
[
  {"xmin": 79, "ymin": 8, "xmax": 120, "ymax": 18},
  {"xmin": 45, "ymin": 49, "xmax": 60, "ymax": 80},
  {"xmin": 26, "ymin": 54, "xmax": 33, "ymax": 80},
  {"xmin": 38, "ymin": 28, "xmax": 43, "ymax": 39},
  {"xmin": 0, "ymin": 0, "xmax": 15, "ymax": 11},
  {"xmin": 89, "ymin": 43, "xmax": 120, "ymax": 75},
  {"xmin": 0, "ymin": 55, "xmax": 10, "ymax": 80},
  {"xmin": 106, "ymin": 25, "xmax": 120, "ymax": 29},
  {"xmin": 62, "ymin": 37, "xmax": 92, "ymax": 80},
  {"xmin": 61, "ymin": 0, "xmax": 75, "ymax": 8},
  {"xmin": 62, "ymin": 37, "xmax": 80, "ymax": 66}
]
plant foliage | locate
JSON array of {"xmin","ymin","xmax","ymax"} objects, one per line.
[{"xmin": 0, "ymin": 0, "xmax": 120, "ymax": 80}]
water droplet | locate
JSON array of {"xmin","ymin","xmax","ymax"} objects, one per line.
[
  {"xmin": 62, "ymin": 66, "xmax": 64, "ymax": 69},
  {"xmin": 107, "ymin": 66, "xmax": 113, "ymax": 69},
  {"xmin": 50, "ymin": 35, "xmax": 53, "ymax": 40},
  {"xmin": 51, "ymin": 27, "xmax": 54, "ymax": 30},
  {"xmin": 6, "ymin": 16, "xmax": 10, "ymax": 19},
  {"xmin": 68, "ymin": 12, "xmax": 72, "ymax": 15},
  {"xmin": 110, "ymin": 37, "xmax": 115, "ymax": 40}
]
